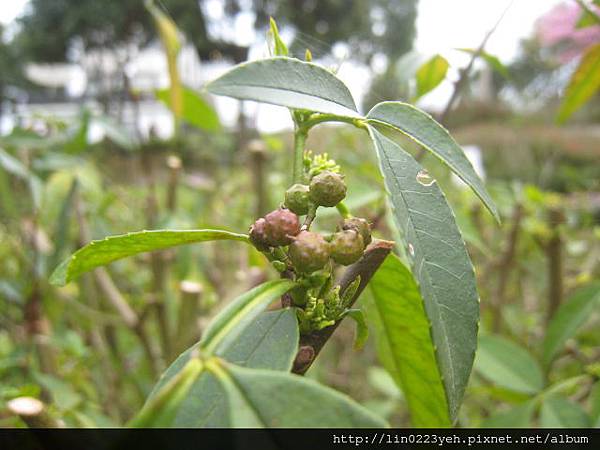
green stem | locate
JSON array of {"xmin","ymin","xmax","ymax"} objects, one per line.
[
  {"xmin": 336, "ymin": 202, "xmax": 351, "ymax": 219},
  {"xmin": 293, "ymin": 112, "xmax": 368, "ymax": 184},
  {"xmin": 303, "ymin": 203, "xmax": 318, "ymax": 229},
  {"xmin": 293, "ymin": 126, "xmax": 307, "ymax": 184},
  {"xmin": 299, "ymin": 113, "xmax": 367, "ymax": 132}
]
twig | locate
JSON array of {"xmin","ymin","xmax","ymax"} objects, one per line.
[
  {"xmin": 166, "ymin": 155, "xmax": 182, "ymax": 212},
  {"xmin": 441, "ymin": 0, "xmax": 513, "ymax": 123},
  {"xmin": 74, "ymin": 191, "xmax": 162, "ymax": 376},
  {"xmin": 248, "ymin": 139, "xmax": 269, "ymax": 218},
  {"xmin": 173, "ymin": 280, "xmax": 203, "ymax": 356},
  {"xmin": 141, "ymin": 150, "xmax": 171, "ymax": 360},
  {"xmin": 416, "ymin": 0, "xmax": 514, "ymax": 160},
  {"xmin": 292, "ymin": 239, "xmax": 394, "ymax": 374},
  {"xmin": 545, "ymin": 207, "xmax": 564, "ymax": 323},
  {"xmin": 491, "ymin": 203, "xmax": 523, "ymax": 332}
]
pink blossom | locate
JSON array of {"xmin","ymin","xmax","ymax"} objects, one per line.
[{"xmin": 536, "ymin": 1, "xmax": 600, "ymax": 61}]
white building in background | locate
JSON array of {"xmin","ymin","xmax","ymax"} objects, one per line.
[{"xmin": 3, "ymin": 43, "xmax": 229, "ymax": 140}]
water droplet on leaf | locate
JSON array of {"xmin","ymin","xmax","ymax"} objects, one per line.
[
  {"xmin": 416, "ymin": 169, "xmax": 435, "ymax": 186},
  {"xmin": 408, "ymin": 243, "xmax": 415, "ymax": 257}
]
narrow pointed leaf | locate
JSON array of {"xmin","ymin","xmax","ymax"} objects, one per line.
[
  {"xmin": 543, "ymin": 282, "xmax": 600, "ymax": 367},
  {"xmin": 475, "ymin": 335, "xmax": 544, "ymax": 394},
  {"xmin": 147, "ymin": 309, "xmax": 299, "ymax": 427},
  {"xmin": 415, "ymin": 54, "xmax": 449, "ymax": 100},
  {"xmin": 206, "ymin": 57, "xmax": 360, "ymax": 117},
  {"xmin": 219, "ymin": 364, "xmax": 388, "ymax": 427},
  {"xmin": 146, "ymin": 0, "xmax": 183, "ymax": 120},
  {"xmin": 129, "ymin": 358, "xmax": 203, "ymax": 427},
  {"xmin": 269, "ymin": 17, "xmax": 288, "ymax": 56},
  {"xmin": 368, "ymin": 254, "xmax": 451, "ymax": 427},
  {"xmin": 557, "ymin": 43, "xmax": 600, "ymax": 123},
  {"xmin": 200, "ymin": 280, "xmax": 295, "ymax": 355},
  {"xmin": 222, "ymin": 309, "xmax": 299, "ymax": 368},
  {"xmin": 50, "ymin": 229, "xmax": 249, "ymax": 286},
  {"xmin": 342, "ymin": 309, "xmax": 369, "ymax": 350},
  {"xmin": 367, "ymin": 102, "xmax": 498, "ymax": 221},
  {"xmin": 368, "ymin": 127, "xmax": 479, "ymax": 421},
  {"xmin": 456, "ymin": 48, "xmax": 510, "ymax": 79},
  {"xmin": 49, "ymin": 179, "xmax": 78, "ymax": 270}
]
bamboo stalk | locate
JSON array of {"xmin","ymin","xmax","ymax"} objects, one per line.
[
  {"xmin": 7, "ymin": 397, "xmax": 63, "ymax": 428},
  {"xmin": 174, "ymin": 280, "xmax": 203, "ymax": 356}
]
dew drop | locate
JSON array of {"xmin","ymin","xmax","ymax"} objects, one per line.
[
  {"xmin": 416, "ymin": 169, "xmax": 435, "ymax": 186},
  {"xmin": 408, "ymin": 243, "xmax": 415, "ymax": 257}
]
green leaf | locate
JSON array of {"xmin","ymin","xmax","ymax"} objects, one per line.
[
  {"xmin": 540, "ymin": 395, "xmax": 591, "ymax": 428},
  {"xmin": 577, "ymin": 10, "xmax": 598, "ymax": 28},
  {"xmin": 557, "ymin": 43, "xmax": 600, "ymax": 123},
  {"xmin": 50, "ymin": 178, "xmax": 78, "ymax": 270},
  {"xmin": 342, "ymin": 309, "xmax": 369, "ymax": 350},
  {"xmin": 146, "ymin": 0, "xmax": 183, "ymax": 122},
  {"xmin": 213, "ymin": 363, "xmax": 388, "ymax": 427},
  {"xmin": 475, "ymin": 335, "xmax": 544, "ymax": 394},
  {"xmin": 222, "ymin": 309, "xmax": 299, "ymax": 368},
  {"xmin": 206, "ymin": 57, "xmax": 360, "ymax": 117},
  {"xmin": 456, "ymin": 48, "xmax": 510, "ymax": 79},
  {"xmin": 367, "ymin": 254, "xmax": 450, "ymax": 426},
  {"xmin": 50, "ymin": 229, "xmax": 249, "ymax": 286},
  {"xmin": 543, "ymin": 282, "xmax": 600, "ymax": 367},
  {"xmin": 146, "ymin": 309, "xmax": 300, "ymax": 427},
  {"xmin": 269, "ymin": 17, "xmax": 288, "ymax": 56},
  {"xmin": 368, "ymin": 128, "xmax": 479, "ymax": 421},
  {"xmin": 129, "ymin": 358, "xmax": 203, "ymax": 427},
  {"xmin": 576, "ymin": 2, "xmax": 600, "ymax": 28},
  {"xmin": 367, "ymin": 102, "xmax": 498, "ymax": 221},
  {"xmin": 415, "ymin": 54, "xmax": 449, "ymax": 100},
  {"xmin": 156, "ymin": 86, "xmax": 220, "ymax": 132},
  {"xmin": 481, "ymin": 400, "xmax": 536, "ymax": 428},
  {"xmin": 200, "ymin": 280, "xmax": 295, "ymax": 355}
]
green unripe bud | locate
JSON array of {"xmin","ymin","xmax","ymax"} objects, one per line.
[
  {"xmin": 289, "ymin": 231, "xmax": 330, "ymax": 273},
  {"xmin": 249, "ymin": 218, "xmax": 270, "ymax": 250},
  {"xmin": 284, "ymin": 184, "xmax": 310, "ymax": 215},
  {"xmin": 272, "ymin": 260, "xmax": 287, "ymax": 272},
  {"xmin": 264, "ymin": 208, "xmax": 300, "ymax": 246},
  {"xmin": 330, "ymin": 230, "xmax": 364, "ymax": 265},
  {"xmin": 309, "ymin": 171, "xmax": 346, "ymax": 207},
  {"xmin": 342, "ymin": 217, "xmax": 372, "ymax": 246}
]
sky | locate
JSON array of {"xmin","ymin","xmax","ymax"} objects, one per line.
[{"xmin": 411, "ymin": 0, "xmax": 564, "ymax": 109}]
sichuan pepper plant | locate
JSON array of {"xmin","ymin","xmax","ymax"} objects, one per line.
[{"xmin": 49, "ymin": 21, "xmax": 498, "ymax": 428}]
